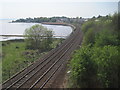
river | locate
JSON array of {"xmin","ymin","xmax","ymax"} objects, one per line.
[{"xmin": 0, "ymin": 19, "xmax": 72, "ymax": 41}]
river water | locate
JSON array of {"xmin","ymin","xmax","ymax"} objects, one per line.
[{"xmin": 0, "ymin": 20, "xmax": 72, "ymax": 41}]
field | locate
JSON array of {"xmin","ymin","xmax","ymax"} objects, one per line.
[{"xmin": 1, "ymin": 38, "xmax": 64, "ymax": 83}]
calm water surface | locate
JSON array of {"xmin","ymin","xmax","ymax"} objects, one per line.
[{"xmin": 0, "ymin": 20, "xmax": 72, "ymax": 41}]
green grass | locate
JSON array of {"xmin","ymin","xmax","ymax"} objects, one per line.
[
  {"xmin": 2, "ymin": 40, "xmax": 41, "ymax": 82},
  {"xmin": 1, "ymin": 38, "xmax": 64, "ymax": 83},
  {"xmin": 50, "ymin": 38, "xmax": 64, "ymax": 48}
]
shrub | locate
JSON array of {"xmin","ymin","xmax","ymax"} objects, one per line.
[
  {"xmin": 24, "ymin": 24, "xmax": 53, "ymax": 52},
  {"xmin": 69, "ymin": 13, "xmax": 119, "ymax": 88},
  {"xmin": 69, "ymin": 45, "xmax": 97, "ymax": 88},
  {"xmin": 92, "ymin": 46, "xmax": 119, "ymax": 88},
  {"xmin": 69, "ymin": 45, "xmax": 119, "ymax": 88},
  {"xmin": 94, "ymin": 30, "xmax": 119, "ymax": 47}
]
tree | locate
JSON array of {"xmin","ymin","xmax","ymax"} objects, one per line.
[
  {"xmin": 69, "ymin": 45, "xmax": 97, "ymax": 88},
  {"xmin": 92, "ymin": 16, "xmax": 96, "ymax": 19},
  {"xmin": 94, "ymin": 30, "xmax": 119, "ymax": 47},
  {"xmin": 69, "ymin": 13, "xmax": 119, "ymax": 88},
  {"xmin": 24, "ymin": 24, "xmax": 53, "ymax": 52},
  {"xmin": 97, "ymin": 15, "xmax": 102, "ymax": 18}
]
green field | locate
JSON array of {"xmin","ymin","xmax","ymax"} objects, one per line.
[{"xmin": 1, "ymin": 38, "xmax": 64, "ymax": 83}]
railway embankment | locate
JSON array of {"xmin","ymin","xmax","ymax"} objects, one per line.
[{"xmin": 2, "ymin": 23, "xmax": 83, "ymax": 89}]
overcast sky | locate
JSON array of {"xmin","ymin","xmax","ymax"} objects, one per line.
[{"xmin": 0, "ymin": 0, "xmax": 119, "ymax": 19}]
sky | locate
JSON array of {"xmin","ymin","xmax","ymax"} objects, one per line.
[{"xmin": 0, "ymin": 0, "xmax": 119, "ymax": 19}]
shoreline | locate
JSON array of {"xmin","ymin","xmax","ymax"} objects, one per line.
[
  {"xmin": 1, "ymin": 22, "xmax": 75, "ymax": 41},
  {"xmin": 11, "ymin": 22, "xmax": 76, "ymax": 30},
  {"xmin": 41, "ymin": 22, "xmax": 76, "ymax": 30},
  {"xmin": 1, "ymin": 22, "xmax": 75, "ymax": 37},
  {"xmin": 0, "ymin": 35, "xmax": 67, "ymax": 37},
  {"xmin": 0, "ymin": 35, "xmax": 24, "ymax": 37},
  {"xmin": 41, "ymin": 22, "xmax": 68, "ymax": 26}
]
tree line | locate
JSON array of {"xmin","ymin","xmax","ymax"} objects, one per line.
[{"xmin": 12, "ymin": 16, "xmax": 84, "ymax": 23}]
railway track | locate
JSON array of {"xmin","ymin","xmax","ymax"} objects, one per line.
[{"xmin": 2, "ymin": 24, "xmax": 83, "ymax": 89}]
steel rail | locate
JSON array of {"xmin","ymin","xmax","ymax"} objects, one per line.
[
  {"xmin": 4, "ymin": 36, "xmax": 74, "ymax": 89},
  {"xmin": 39, "ymin": 28, "xmax": 82, "ymax": 89},
  {"xmin": 2, "ymin": 24, "xmax": 76, "ymax": 87},
  {"xmin": 28, "ymin": 43, "xmax": 73, "ymax": 90},
  {"xmin": 15, "ymin": 34, "xmax": 76, "ymax": 89},
  {"xmin": 16, "ymin": 29, "xmax": 79, "ymax": 89},
  {"xmin": 3, "ymin": 26, "xmax": 77, "ymax": 89},
  {"xmin": 28, "ymin": 28, "xmax": 81, "ymax": 89},
  {"xmin": 2, "ymin": 24, "xmax": 81, "ymax": 90}
]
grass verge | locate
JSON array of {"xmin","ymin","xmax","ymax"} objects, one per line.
[{"xmin": 1, "ymin": 38, "xmax": 64, "ymax": 83}]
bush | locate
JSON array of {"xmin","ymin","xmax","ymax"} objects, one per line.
[
  {"xmin": 94, "ymin": 30, "xmax": 119, "ymax": 47},
  {"xmin": 82, "ymin": 28, "xmax": 96, "ymax": 46},
  {"xmin": 69, "ymin": 45, "xmax": 119, "ymax": 88},
  {"xmin": 24, "ymin": 24, "xmax": 53, "ymax": 52},
  {"xmin": 69, "ymin": 45, "xmax": 97, "ymax": 88},
  {"xmin": 69, "ymin": 13, "xmax": 120, "ymax": 88},
  {"xmin": 81, "ymin": 13, "xmax": 119, "ymax": 46},
  {"xmin": 92, "ymin": 46, "xmax": 119, "ymax": 88},
  {"xmin": 82, "ymin": 21, "xmax": 95, "ymax": 34}
]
